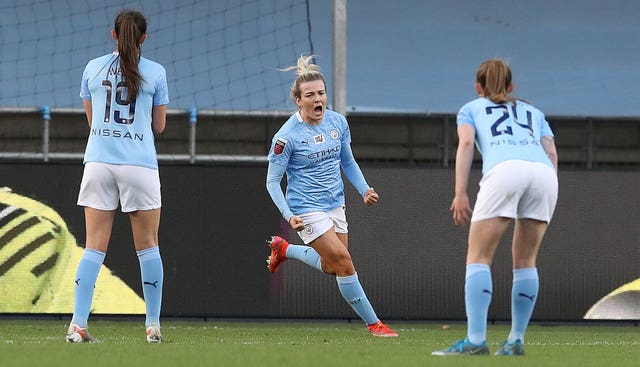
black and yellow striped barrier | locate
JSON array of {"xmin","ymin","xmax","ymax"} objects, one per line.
[{"xmin": 0, "ymin": 187, "xmax": 144, "ymax": 314}]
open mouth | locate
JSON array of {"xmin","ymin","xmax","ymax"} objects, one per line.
[{"xmin": 314, "ymin": 105, "xmax": 323, "ymax": 113}]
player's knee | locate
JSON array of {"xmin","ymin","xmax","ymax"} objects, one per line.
[{"xmin": 323, "ymin": 251, "xmax": 353, "ymax": 274}]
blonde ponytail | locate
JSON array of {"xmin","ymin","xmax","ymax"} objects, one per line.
[{"xmin": 281, "ymin": 55, "xmax": 325, "ymax": 100}]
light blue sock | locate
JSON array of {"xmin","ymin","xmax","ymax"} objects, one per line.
[
  {"xmin": 138, "ymin": 246, "xmax": 163, "ymax": 327},
  {"xmin": 336, "ymin": 273, "xmax": 379, "ymax": 325},
  {"xmin": 286, "ymin": 245, "xmax": 323, "ymax": 271},
  {"xmin": 465, "ymin": 263, "xmax": 492, "ymax": 345},
  {"xmin": 72, "ymin": 248, "xmax": 105, "ymax": 328},
  {"xmin": 508, "ymin": 267, "xmax": 539, "ymax": 343}
]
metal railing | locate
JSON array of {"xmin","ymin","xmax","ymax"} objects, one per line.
[
  {"xmin": 1, "ymin": 107, "xmax": 639, "ymax": 168},
  {"xmin": 0, "ymin": 107, "xmax": 288, "ymax": 164}
]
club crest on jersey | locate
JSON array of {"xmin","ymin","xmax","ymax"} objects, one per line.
[
  {"xmin": 273, "ymin": 137, "xmax": 287, "ymax": 155},
  {"xmin": 314, "ymin": 134, "xmax": 325, "ymax": 145},
  {"xmin": 330, "ymin": 129, "xmax": 339, "ymax": 140}
]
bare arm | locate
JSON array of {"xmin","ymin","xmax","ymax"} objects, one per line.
[
  {"xmin": 541, "ymin": 135, "xmax": 558, "ymax": 170},
  {"xmin": 451, "ymin": 124, "xmax": 475, "ymax": 226},
  {"xmin": 152, "ymin": 105, "xmax": 167, "ymax": 135},
  {"xmin": 82, "ymin": 99, "xmax": 92, "ymax": 127}
]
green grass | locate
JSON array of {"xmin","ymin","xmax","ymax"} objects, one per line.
[{"xmin": 0, "ymin": 319, "xmax": 639, "ymax": 366}]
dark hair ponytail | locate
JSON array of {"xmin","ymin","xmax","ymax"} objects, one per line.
[{"xmin": 114, "ymin": 10, "xmax": 147, "ymax": 103}]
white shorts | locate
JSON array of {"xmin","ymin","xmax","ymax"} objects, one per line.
[
  {"xmin": 472, "ymin": 160, "xmax": 558, "ymax": 223},
  {"xmin": 77, "ymin": 162, "xmax": 161, "ymax": 213},
  {"xmin": 296, "ymin": 206, "xmax": 348, "ymax": 244}
]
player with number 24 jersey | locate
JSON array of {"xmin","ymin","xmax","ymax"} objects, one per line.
[{"xmin": 457, "ymin": 98, "xmax": 554, "ymax": 175}]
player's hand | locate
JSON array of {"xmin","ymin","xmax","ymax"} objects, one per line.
[
  {"xmin": 363, "ymin": 187, "xmax": 379, "ymax": 206},
  {"xmin": 289, "ymin": 215, "xmax": 305, "ymax": 231},
  {"xmin": 450, "ymin": 194, "xmax": 472, "ymax": 226}
]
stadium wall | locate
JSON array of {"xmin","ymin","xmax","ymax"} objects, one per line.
[
  {"xmin": 1, "ymin": 163, "xmax": 638, "ymax": 321},
  {"xmin": 2, "ymin": 111, "xmax": 639, "ymax": 167}
]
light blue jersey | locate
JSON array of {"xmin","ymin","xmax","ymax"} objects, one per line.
[
  {"xmin": 457, "ymin": 98, "xmax": 554, "ymax": 174},
  {"xmin": 268, "ymin": 110, "xmax": 367, "ymax": 215},
  {"xmin": 80, "ymin": 52, "xmax": 169, "ymax": 169}
]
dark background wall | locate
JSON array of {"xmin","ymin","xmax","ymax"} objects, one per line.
[{"xmin": 1, "ymin": 162, "xmax": 638, "ymax": 321}]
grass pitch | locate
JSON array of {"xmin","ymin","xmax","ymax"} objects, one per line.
[{"xmin": 0, "ymin": 319, "xmax": 639, "ymax": 367}]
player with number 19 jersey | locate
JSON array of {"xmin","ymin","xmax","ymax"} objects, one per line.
[
  {"xmin": 80, "ymin": 52, "xmax": 169, "ymax": 169},
  {"xmin": 457, "ymin": 98, "xmax": 554, "ymax": 175}
]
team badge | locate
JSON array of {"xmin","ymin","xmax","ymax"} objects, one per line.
[
  {"xmin": 330, "ymin": 129, "xmax": 339, "ymax": 139},
  {"xmin": 303, "ymin": 224, "xmax": 313, "ymax": 236},
  {"xmin": 273, "ymin": 137, "xmax": 287, "ymax": 155},
  {"xmin": 313, "ymin": 134, "xmax": 325, "ymax": 144}
]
